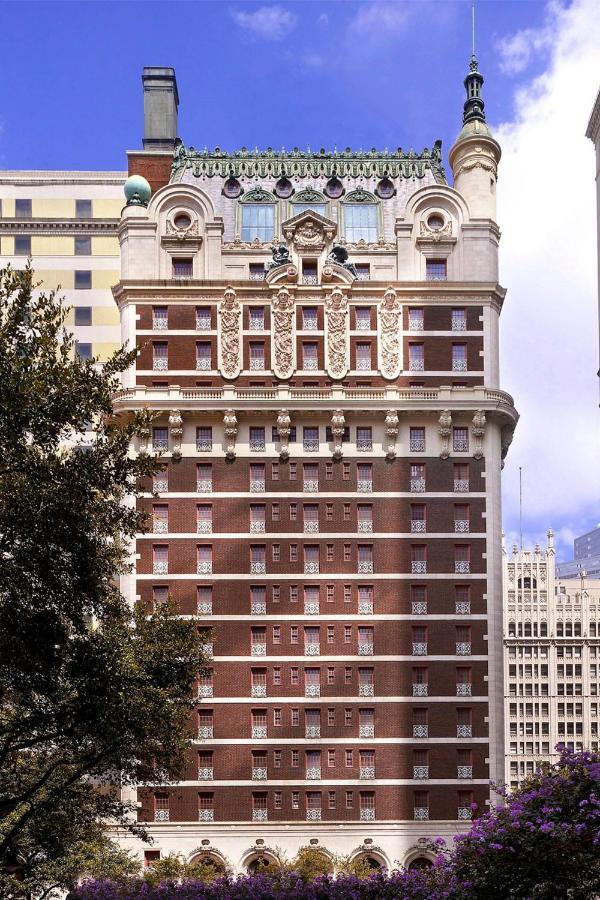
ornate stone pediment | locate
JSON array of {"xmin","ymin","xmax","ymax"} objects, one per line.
[
  {"xmin": 282, "ymin": 210, "xmax": 337, "ymax": 251},
  {"xmin": 416, "ymin": 219, "xmax": 456, "ymax": 248}
]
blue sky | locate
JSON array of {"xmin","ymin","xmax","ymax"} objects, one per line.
[{"xmin": 1, "ymin": 0, "xmax": 599, "ymax": 562}]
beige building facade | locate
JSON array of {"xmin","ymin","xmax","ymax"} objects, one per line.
[
  {"xmin": 0, "ymin": 170, "xmax": 125, "ymax": 361},
  {"xmin": 503, "ymin": 533, "xmax": 600, "ymax": 789}
]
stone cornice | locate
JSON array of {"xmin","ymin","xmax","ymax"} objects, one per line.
[
  {"xmin": 0, "ymin": 171, "xmax": 126, "ymax": 185},
  {"xmin": 0, "ymin": 218, "xmax": 119, "ymax": 234}
]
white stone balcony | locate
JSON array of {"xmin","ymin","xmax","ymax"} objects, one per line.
[
  {"xmin": 197, "ymin": 479, "xmax": 212, "ymax": 493},
  {"xmin": 251, "ymin": 644, "xmax": 266, "ymax": 657},
  {"xmin": 306, "ymin": 767, "xmax": 321, "ymax": 780},
  {"xmin": 457, "ymin": 766, "xmax": 473, "ymax": 779},
  {"xmin": 153, "ymin": 439, "xmax": 169, "ymax": 452},
  {"xmin": 306, "ymin": 808, "xmax": 321, "ymax": 821},
  {"xmin": 305, "ymin": 684, "xmax": 320, "ymax": 698},
  {"xmin": 412, "ymin": 601, "xmax": 427, "ymax": 615},
  {"xmin": 455, "ymin": 601, "xmax": 471, "ymax": 614},
  {"xmin": 455, "ymin": 561, "xmax": 470, "ymax": 574},
  {"xmin": 250, "ymin": 521, "xmax": 265, "ymax": 533},
  {"xmin": 199, "ymin": 809, "xmax": 214, "ymax": 822},
  {"xmin": 196, "ymin": 315, "xmax": 211, "ymax": 331},
  {"xmin": 304, "ymin": 521, "xmax": 319, "ymax": 533},
  {"xmin": 358, "ymin": 520, "xmax": 373, "ymax": 533},
  {"xmin": 358, "ymin": 600, "xmax": 373, "ymax": 615},
  {"xmin": 414, "ymin": 807, "xmax": 429, "ymax": 820},
  {"xmin": 360, "ymin": 807, "xmax": 375, "ymax": 821},
  {"xmin": 359, "ymin": 724, "xmax": 374, "ymax": 738},
  {"xmin": 303, "ymin": 480, "xmax": 319, "ymax": 493},
  {"xmin": 251, "ymin": 684, "xmax": 266, "ymax": 698},
  {"xmin": 357, "ymin": 480, "xmax": 373, "ymax": 493},
  {"xmin": 412, "ymin": 642, "xmax": 428, "ymax": 656},
  {"xmin": 153, "ymin": 478, "xmax": 168, "ymax": 492},
  {"xmin": 198, "ymin": 726, "xmax": 213, "ymax": 739},
  {"xmin": 452, "ymin": 359, "xmax": 468, "ymax": 372},
  {"xmin": 251, "ymin": 601, "xmax": 266, "ymax": 615},
  {"xmin": 411, "ymin": 520, "xmax": 426, "ymax": 533},
  {"xmin": 413, "ymin": 765, "xmax": 429, "ymax": 779},
  {"xmin": 250, "ymin": 562, "xmax": 266, "ymax": 575},
  {"xmin": 453, "ymin": 438, "xmax": 469, "ymax": 452},
  {"xmin": 359, "ymin": 684, "xmax": 374, "ymax": 697},
  {"xmin": 304, "ymin": 561, "xmax": 320, "ymax": 575},
  {"xmin": 196, "ymin": 520, "xmax": 212, "ymax": 534},
  {"xmin": 409, "ymin": 359, "xmax": 424, "ymax": 371},
  {"xmin": 155, "ymin": 809, "xmax": 169, "ymax": 822},
  {"xmin": 456, "ymin": 642, "xmax": 471, "ymax": 656},
  {"xmin": 304, "ymin": 602, "xmax": 320, "ymax": 615},
  {"xmin": 250, "ymin": 358, "xmax": 265, "ymax": 371},
  {"xmin": 413, "ymin": 683, "xmax": 428, "ymax": 697},
  {"xmin": 457, "ymin": 807, "xmax": 472, "ymax": 820},
  {"xmin": 456, "ymin": 683, "xmax": 472, "ymax": 696},
  {"xmin": 197, "ymin": 685, "xmax": 213, "ymax": 698},
  {"xmin": 305, "ymin": 726, "xmax": 320, "ymax": 738},
  {"xmin": 454, "ymin": 479, "xmax": 469, "ymax": 492},
  {"xmin": 153, "ymin": 519, "xmax": 168, "ymax": 534},
  {"xmin": 153, "ymin": 561, "xmax": 168, "ymax": 575},
  {"xmin": 252, "ymin": 809, "xmax": 268, "ymax": 821},
  {"xmin": 457, "ymin": 725, "xmax": 472, "ymax": 738},
  {"xmin": 358, "ymin": 643, "xmax": 374, "ymax": 656},
  {"xmin": 196, "ymin": 358, "xmax": 211, "ymax": 371},
  {"xmin": 303, "ymin": 358, "xmax": 318, "ymax": 370},
  {"xmin": 358, "ymin": 561, "xmax": 373, "ymax": 574},
  {"xmin": 252, "ymin": 725, "xmax": 267, "ymax": 739},
  {"xmin": 412, "ymin": 561, "xmax": 427, "ymax": 574},
  {"xmin": 305, "ymin": 643, "xmax": 320, "ymax": 656},
  {"xmin": 252, "ymin": 767, "xmax": 267, "ymax": 780},
  {"xmin": 198, "ymin": 767, "xmax": 213, "ymax": 780},
  {"xmin": 153, "ymin": 357, "xmax": 168, "ymax": 371},
  {"xmin": 454, "ymin": 520, "xmax": 470, "ymax": 533},
  {"xmin": 410, "ymin": 478, "xmax": 426, "ymax": 493},
  {"xmin": 250, "ymin": 480, "xmax": 265, "ymax": 493},
  {"xmin": 303, "ymin": 439, "xmax": 319, "ymax": 452},
  {"xmin": 413, "ymin": 724, "xmax": 428, "ymax": 738},
  {"xmin": 197, "ymin": 562, "xmax": 212, "ymax": 575},
  {"xmin": 250, "ymin": 439, "xmax": 265, "ymax": 451},
  {"xmin": 410, "ymin": 439, "xmax": 426, "ymax": 452},
  {"xmin": 196, "ymin": 440, "xmax": 212, "ymax": 452}
]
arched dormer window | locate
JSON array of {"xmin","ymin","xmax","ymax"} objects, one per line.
[
  {"xmin": 291, "ymin": 188, "xmax": 327, "ymax": 217},
  {"xmin": 238, "ymin": 188, "xmax": 277, "ymax": 243},
  {"xmin": 341, "ymin": 189, "xmax": 379, "ymax": 243}
]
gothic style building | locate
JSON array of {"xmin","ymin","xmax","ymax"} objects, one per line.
[{"xmin": 114, "ymin": 63, "xmax": 518, "ymax": 872}]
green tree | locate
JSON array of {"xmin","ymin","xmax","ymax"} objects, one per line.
[{"xmin": 0, "ymin": 265, "xmax": 208, "ymax": 893}]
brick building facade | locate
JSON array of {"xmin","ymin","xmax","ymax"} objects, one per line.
[{"xmin": 113, "ymin": 63, "xmax": 518, "ymax": 872}]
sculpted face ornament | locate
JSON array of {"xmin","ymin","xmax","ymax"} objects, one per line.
[
  {"xmin": 384, "ymin": 410, "xmax": 399, "ymax": 460},
  {"xmin": 438, "ymin": 410, "xmax": 452, "ymax": 460},
  {"xmin": 276, "ymin": 409, "xmax": 291, "ymax": 460},
  {"xmin": 223, "ymin": 409, "xmax": 238, "ymax": 461}
]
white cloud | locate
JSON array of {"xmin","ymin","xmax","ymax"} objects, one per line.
[
  {"xmin": 230, "ymin": 5, "xmax": 297, "ymax": 41},
  {"xmin": 496, "ymin": 0, "xmax": 600, "ymax": 552},
  {"xmin": 347, "ymin": 1, "xmax": 411, "ymax": 39}
]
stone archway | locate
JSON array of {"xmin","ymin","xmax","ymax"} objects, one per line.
[
  {"xmin": 187, "ymin": 848, "xmax": 229, "ymax": 879},
  {"xmin": 243, "ymin": 848, "xmax": 282, "ymax": 875},
  {"xmin": 349, "ymin": 845, "xmax": 390, "ymax": 874}
]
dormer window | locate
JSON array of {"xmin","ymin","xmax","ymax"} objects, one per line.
[
  {"xmin": 342, "ymin": 190, "xmax": 379, "ymax": 243},
  {"xmin": 239, "ymin": 188, "xmax": 276, "ymax": 243}
]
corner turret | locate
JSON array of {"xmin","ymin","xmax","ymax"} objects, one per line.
[{"xmin": 449, "ymin": 55, "xmax": 501, "ymax": 220}]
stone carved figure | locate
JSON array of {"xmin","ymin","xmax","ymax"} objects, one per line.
[
  {"xmin": 384, "ymin": 409, "xmax": 399, "ymax": 459},
  {"xmin": 223, "ymin": 409, "xmax": 238, "ymax": 460},
  {"xmin": 138, "ymin": 423, "xmax": 151, "ymax": 452},
  {"xmin": 276, "ymin": 409, "xmax": 291, "ymax": 460},
  {"xmin": 271, "ymin": 288, "xmax": 295, "ymax": 379},
  {"xmin": 438, "ymin": 409, "xmax": 453, "ymax": 459},
  {"xmin": 267, "ymin": 243, "xmax": 291, "ymax": 270},
  {"xmin": 472, "ymin": 409, "xmax": 486, "ymax": 459},
  {"xmin": 325, "ymin": 287, "xmax": 349, "ymax": 380},
  {"xmin": 218, "ymin": 287, "xmax": 242, "ymax": 379},
  {"xmin": 327, "ymin": 245, "xmax": 357, "ymax": 278},
  {"xmin": 330, "ymin": 409, "xmax": 346, "ymax": 460},
  {"xmin": 168, "ymin": 409, "xmax": 184, "ymax": 461},
  {"xmin": 377, "ymin": 287, "xmax": 401, "ymax": 380}
]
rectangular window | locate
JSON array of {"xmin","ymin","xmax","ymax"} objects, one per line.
[
  {"xmin": 426, "ymin": 258, "xmax": 447, "ymax": 281},
  {"xmin": 241, "ymin": 204, "xmax": 275, "ymax": 242},
  {"xmin": 249, "ymin": 306, "xmax": 265, "ymax": 330},
  {"xmin": 74, "ymin": 270, "xmax": 92, "ymax": 290},
  {"xmin": 355, "ymin": 343, "xmax": 371, "ymax": 370},
  {"xmin": 452, "ymin": 344, "xmax": 468, "ymax": 372},
  {"xmin": 346, "ymin": 790, "xmax": 354, "ymax": 808},
  {"xmin": 76, "ymin": 199, "xmax": 92, "ymax": 218},
  {"xmin": 343, "ymin": 203, "xmax": 377, "ymax": 242},
  {"xmin": 408, "ymin": 344, "xmax": 424, "ymax": 372},
  {"xmin": 327, "ymin": 666, "xmax": 335, "ymax": 684},
  {"xmin": 14, "ymin": 235, "xmax": 31, "ymax": 255},
  {"xmin": 15, "ymin": 199, "xmax": 32, "ymax": 218},
  {"xmin": 75, "ymin": 341, "xmax": 92, "ymax": 360},
  {"xmin": 408, "ymin": 308, "xmax": 424, "ymax": 331},
  {"xmin": 74, "ymin": 235, "xmax": 91, "ymax": 256},
  {"xmin": 327, "ymin": 584, "xmax": 335, "ymax": 603},
  {"xmin": 344, "ymin": 584, "xmax": 352, "ymax": 602},
  {"xmin": 410, "ymin": 427, "xmax": 426, "ymax": 452},
  {"xmin": 355, "ymin": 263, "xmax": 370, "ymax": 281},
  {"xmin": 453, "ymin": 426, "xmax": 469, "ymax": 452},
  {"xmin": 291, "ymin": 667, "xmax": 299, "ymax": 685},
  {"xmin": 328, "ymin": 708, "xmax": 335, "ymax": 726},
  {"xmin": 302, "ymin": 306, "xmax": 318, "ymax": 330},
  {"xmin": 302, "ymin": 259, "xmax": 318, "ymax": 284},
  {"xmin": 172, "ymin": 257, "xmax": 193, "ymax": 278},
  {"xmin": 74, "ymin": 306, "xmax": 92, "ymax": 326},
  {"xmin": 452, "ymin": 308, "xmax": 467, "ymax": 331},
  {"xmin": 196, "ymin": 426, "xmax": 212, "ymax": 452},
  {"xmin": 249, "ymin": 263, "xmax": 265, "ymax": 281},
  {"xmin": 356, "ymin": 426, "xmax": 372, "ymax": 451}
]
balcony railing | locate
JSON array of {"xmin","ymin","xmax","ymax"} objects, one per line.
[
  {"xmin": 412, "ymin": 601, "xmax": 427, "ymax": 615},
  {"xmin": 303, "ymin": 318, "xmax": 318, "ymax": 331},
  {"xmin": 457, "ymin": 807, "xmax": 472, "ymax": 820},
  {"xmin": 155, "ymin": 809, "xmax": 169, "ymax": 822},
  {"xmin": 414, "ymin": 807, "xmax": 429, "ymax": 820},
  {"xmin": 412, "ymin": 561, "xmax": 427, "ymax": 574},
  {"xmin": 413, "ymin": 683, "xmax": 428, "ymax": 697},
  {"xmin": 197, "ymin": 479, "xmax": 212, "ymax": 493},
  {"xmin": 455, "ymin": 561, "xmax": 470, "ymax": 574},
  {"xmin": 304, "ymin": 562, "xmax": 320, "ymax": 575},
  {"xmin": 452, "ymin": 315, "xmax": 466, "ymax": 331},
  {"xmin": 198, "ymin": 726, "xmax": 213, "ymax": 739},
  {"xmin": 196, "ymin": 440, "xmax": 212, "ymax": 452},
  {"xmin": 305, "ymin": 726, "xmax": 320, "ymax": 738},
  {"xmin": 249, "ymin": 318, "xmax": 265, "ymax": 330},
  {"xmin": 304, "ymin": 602, "xmax": 320, "ymax": 615},
  {"xmin": 457, "ymin": 725, "xmax": 472, "ymax": 738},
  {"xmin": 249, "ymin": 358, "xmax": 265, "ymax": 371},
  {"xmin": 359, "ymin": 683, "xmax": 374, "ymax": 697},
  {"xmin": 455, "ymin": 520, "xmax": 470, "ymax": 533},
  {"xmin": 359, "ymin": 724, "xmax": 374, "ymax": 738},
  {"xmin": 305, "ymin": 644, "xmax": 320, "ymax": 656},
  {"xmin": 197, "ymin": 684, "xmax": 213, "ymax": 698},
  {"xmin": 305, "ymin": 684, "xmax": 320, "ymax": 698},
  {"xmin": 413, "ymin": 724, "xmax": 428, "ymax": 738},
  {"xmin": 457, "ymin": 766, "xmax": 473, "ymax": 779},
  {"xmin": 454, "ymin": 479, "xmax": 469, "ymax": 492},
  {"xmin": 455, "ymin": 601, "xmax": 471, "ymax": 615},
  {"xmin": 196, "ymin": 358, "xmax": 211, "ymax": 371},
  {"xmin": 456, "ymin": 683, "xmax": 472, "ymax": 696},
  {"xmin": 413, "ymin": 765, "xmax": 429, "ymax": 779},
  {"xmin": 358, "ymin": 520, "xmax": 373, "ymax": 533},
  {"xmin": 252, "ymin": 725, "xmax": 267, "ymax": 739},
  {"xmin": 358, "ymin": 561, "xmax": 373, "ymax": 574},
  {"xmin": 197, "ymin": 600, "xmax": 213, "ymax": 616},
  {"xmin": 153, "ymin": 519, "xmax": 168, "ymax": 534},
  {"xmin": 197, "ymin": 520, "xmax": 212, "ymax": 534},
  {"xmin": 153, "ymin": 357, "xmax": 168, "ymax": 371},
  {"xmin": 251, "ymin": 601, "xmax": 266, "ymax": 615},
  {"xmin": 250, "ymin": 521, "xmax": 266, "ymax": 533},
  {"xmin": 410, "ymin": 439, "xmax": 426, "ymax": 452},
  {"xmin": 251, "ymin": 644, "xmax": 266, "ymax": 657},
  {"xmin": 358, "ymin": 600, "xmax": 373, "ymax": 615},
  {"xmin": 250, "ymin": 562, "xmax": 266, "ymax": 575},
  {"xmin": 452, "ymin": 359, "xmax": 468, "ymax": 372},
  {"xmin": 303, "ymin": 480, "xmax": 319, "ymax": 493},
  {"xmin": 410, "ymin": 478, "xmax": 425, "ymax": 493},
  {"xmin": 360, "ymin": 767, "xmax": 375, "ymax": 779},
  {"xmin": 303, "ymin": 358, "xmax": 318, "ymax": 370},
  {"xmin": 306, "ymin": 808, "xmax": 321, "ymax": 821},
  {"xmin": 153, "ymin": 561, "xmax": 168, "ymax": 575},
  {"xmin": 197, "ymin": 562, "xmax": 212, "ymax": 575},
  {"xmin": 252, "ymin": 767, "xmax": 267, "ymax": 780},
  {"xmin": 152, "ymin": 478, "xmax": 168, "ymax": 492},
  {"xmin": 249, "ymin": 439, "xmax": 266, "ymax": 451},
  {"xmin": 153, "ymin": 316, "xmax": 168, "ymax": 330},
  {"xmin": 409, "ymin": 317, "xmax": 424, "ymax": 331},
  {"xmin": 357, "ymin": 480, "xmax": 372, "ymax": 493},
  {"xmin": 357, "ymin": 437, "xmax": 372, "ymax": 451},
  {"xmin": 409, "ymin": 359, "xmax": 424, "ymax": 371},
  {"xmin": 250, "ymin": 480, "xmax": 265, "ymax": 493},
  {"xmin": 358, "ymin": 643, "xmax": 374, "ymax": 656},
  {"xmin": 411, "ymin": 520, "xmax": 426, "ymax": 533},
  {"xmin": 303, "ymin": 439, "xmax": 319, "ymax": 452},
  {"xmin": 456, "ymin": 642, "xmax": 472, "ymax": 656},
  {"xmin": 196, "ymin": 315, "xmax": 211, "ymax": 331},
  {"xmin": 412, "ymin": 642, "xmax": 428, "ymax": 656},
  {"xmin": 304, "ymin": 521, "xmax": 319, "ymax": 533},
  {"xmin": 198, "ymin": 767, "xmax": 213, "ymax": 780},
  {"xmin": 453, "ymin": 438, "xmax": 469, "ymax": 452},
  {"xmin": 252, "ymin": 809, "xmax": 268, "ymax": 821},
  {"xmin": 360, "ymin": 807, "xmax": 375, "ymax": 820},
  {"xmin": 306, "ymin": 767, "xmax": 321, "ymax": 780}
]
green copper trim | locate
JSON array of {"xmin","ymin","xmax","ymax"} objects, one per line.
[{"xmin": 170, "ymin": 141, "xmax": 446, "ymax": 185}]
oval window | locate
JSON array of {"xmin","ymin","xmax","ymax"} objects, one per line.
[
  {"xmin": 375, "ymin": 177, "xmax": 395, "ymax": 199},
  {"xmin": 173, "ymin": 212, "xmax": 191, "ymax": 230},
  {"xmin": 427, "ymin": 213, "xmax": 445, "ymax": 231},
  {"xmin": 223, "ymin": 176, "xmax": 242, "ymax": 198},
  {"xmin": 325, "ymin": 177, "xmax": 344, "ymax": 199},
  {"xmin": 275, "ymin": 177, "xmax": 294, "ymax": 199}
]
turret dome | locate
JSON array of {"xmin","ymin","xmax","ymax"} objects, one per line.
[{"xmin": 124, "ymin": 174, "xmax": 151, "ymax": 207}]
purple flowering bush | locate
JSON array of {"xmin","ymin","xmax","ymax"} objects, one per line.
[{"xmin": 71, "ymin": 748, "xmax": 600, "ymax": 900}]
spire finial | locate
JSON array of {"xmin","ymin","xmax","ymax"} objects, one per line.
[
  {"xmin": 462, "ymin": 25, "xmax": 486, "ymax": 127},
  {"xmin": 472, "ymin": 2, "xmax": 476, "ymax": 58}
]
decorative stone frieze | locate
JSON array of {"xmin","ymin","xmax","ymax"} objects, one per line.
[
  {"xmin": 324, "ymin": 287, "xmax": 349, "ymax": 380},
  {"xmin": 271, "ymin": 288, "xmax": 295, "ymax": 379},
  {"xmin": 223, "ymin": 409, "xmax": 238, "ymax": 460},
  {"xmin": 218, "ymin": 286, "xmax": 242, "ymax": 379},
  {"xmin": 377, "ymin": 287, "xmax": 402, "ymax": 379},
  {"xmin": 438, "ymin": 410, "xmax": 452, "ymax": 459}
]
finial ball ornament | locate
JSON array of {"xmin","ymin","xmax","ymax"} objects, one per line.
[{"xmin": 124, "ymin": 174, "xmax": 152, "ymax": 207}]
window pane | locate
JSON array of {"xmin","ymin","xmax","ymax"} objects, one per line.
[
  {"xmin": 76, "ymin": 199, "xmax": 92, "ymax": 218},
  {"xmin": 15, "ymin": 199, "xmax": 32, "ymax": 218},
  {"xmin": 14, "ymin": 236, "xmax": 31, "ymax": 255},
  {"xmin": 75, "ymin": 236, "xmax": 91, "ymax": 256},
  {"xmin": 241, "ymin": 204, "xmax": 275, "ymax": 242},
  {"xmin": 75, "ymin": 270, "xmax": 92, "ymax": 290},
  {"xmin": 292, "ymin": 203, "xmax": 326, "ymax": 216},
  {"xmin": 74, "ymin": 306, "xmax": 92, "ymax": 326},
  {"xmin": 344, "ymin": 204, "xmax": 378, "ymax": 242}
]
